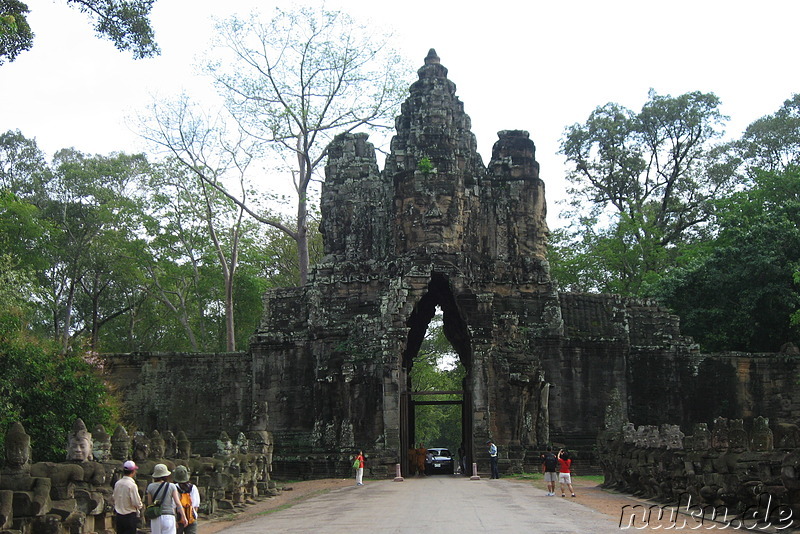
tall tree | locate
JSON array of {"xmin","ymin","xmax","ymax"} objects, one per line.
[
  {"xmin": 0, "ymin": 0, "xmax": 159, "ymax": 65},
  {"xmin": 202, "ymin": 6, "xmax": 409, "ymax": 285},
  {"xmin": 143, "ymin": 158, "xmax": 254, "ymax": 352},
  {"xmin": 39, "ymin": 149, "xmax": 150, "ymax": 352},
  {"xmin": 554, "ymin": 90, "xmax": 736, "ymax": 295},
  {"xmin": 652, "ymin": 167, "xmax": 800, "ymax": 351}
]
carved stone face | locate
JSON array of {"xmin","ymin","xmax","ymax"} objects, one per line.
[
  {"xmin": 67, "ymin": 436, "xmax": 93, "ymax": 462},
  {"xmin": 178, "ymin": 440, "xmax": 191, "ymax": 460},
  {"xmin": 6, "ymin": 436, "xmax": 30, "ymax": 468},
  {"xmin": 149, "ymin": 438, "xmax": 165, "ymax": 460},
  {"xmin": 93, "ymin": 435, "xmax": 112, "ymax": 462}
]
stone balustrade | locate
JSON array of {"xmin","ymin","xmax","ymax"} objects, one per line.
[
  {"xmin": 597, "ymin": 415, "xmax": 800, "ymax": 526},
  {"xmin": 0, "ymin": 420, "xmax": 276, "ymax": 533}
]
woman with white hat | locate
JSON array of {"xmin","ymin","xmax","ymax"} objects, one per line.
[{"xmin": 146, "ymin": 463, "xmax": 188, "ymax": 534}]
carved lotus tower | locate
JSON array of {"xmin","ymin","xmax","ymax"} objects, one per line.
[{"xmin": 251, "ymin": 50, "xmax": 692, "ymax": 478}]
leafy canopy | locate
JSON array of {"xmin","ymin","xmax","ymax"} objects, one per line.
[
  {"xmin": 552, "ymin": 90, "xmax": 736, "ymax": 295},
  {"xmin": 651, "ymin": 167, "xmax": 800, "ymax": 352},
  {"xmin": 0, "ymin": 0, "xmax": 159, "ymax": 65}
]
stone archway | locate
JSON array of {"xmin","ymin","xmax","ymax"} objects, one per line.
[{"xmin": 400, "ymin": 273, "xmax": 474, "ymax": 476}]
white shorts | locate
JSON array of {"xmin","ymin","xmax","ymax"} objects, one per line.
[
  {"xmin": 559, "ymin": 473, "xmax": 572, "ymax": 484},
  {"xmin": 151, "ymin": 514, "xmax": 176, "ymax": 534}
]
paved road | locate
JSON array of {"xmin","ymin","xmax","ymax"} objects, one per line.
[{"xmin": 216, "ymin": 476, "xmax": 635, "ymax": 533}]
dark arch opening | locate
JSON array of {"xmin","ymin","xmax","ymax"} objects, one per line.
[{"xmin": 400, "ymin": 273, "xmax": 473, "ymax": 476}]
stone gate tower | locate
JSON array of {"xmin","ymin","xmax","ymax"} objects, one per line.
[
  {"xmin": 250, "ymin": 50, "xmax": 694, "ymax": 478},
  {"xmin": 251, "ymin": 49, "xmax": 559, "ymax": 476}
]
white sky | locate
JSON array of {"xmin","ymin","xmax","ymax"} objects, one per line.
[{"xmin": 2, "ymin": 0, "xmax": 799, "ymax": 227}]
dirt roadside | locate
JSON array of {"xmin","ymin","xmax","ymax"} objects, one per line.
[{"xmin": 197, "ymin": 476, "xmax": 649, "ymax": 533}]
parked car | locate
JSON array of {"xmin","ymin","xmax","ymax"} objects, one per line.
[{"xmin": 426, "ymin": 447, "xmax": 455, "ymax": 474}]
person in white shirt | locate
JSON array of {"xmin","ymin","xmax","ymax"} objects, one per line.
[{"xmin": 112, "ymin": 460, "xmax": 143, "ymax": 534}]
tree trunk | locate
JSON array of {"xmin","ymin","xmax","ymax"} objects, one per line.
[
  {"xmin": 225, "ymin": 273, "xmax": 235, "ymax": 352},
  {"xmin": 297, "ymin": 195, "xmax": 309, "ymax": 286}
]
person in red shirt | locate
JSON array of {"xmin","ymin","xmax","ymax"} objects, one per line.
[
  {"xmin": 557, "ymin": 449, "xmax": 575, "ymax": 497},
  {"xmin": 354, "ymin": 451, "xmax": 365, "ymax": 486}
]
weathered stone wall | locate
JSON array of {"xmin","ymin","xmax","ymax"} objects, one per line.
[{"xmin": 104, "ymin": 352, "xmax": 254, "ymax": 454}]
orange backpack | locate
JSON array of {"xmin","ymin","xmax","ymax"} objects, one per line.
[{"xmin": 178, "ymin": 485, "xmax": 196, "ymax": 525}]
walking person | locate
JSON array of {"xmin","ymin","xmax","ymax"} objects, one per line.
[
  {"xmin": 146, "ymin": 463, "xmax": 188, "ymax": 534},
  {"xmin": 541, "ymin": 446, "xmax": 558, "ymax": 496},
  {"xmin": 557, "ymin": 449, "xmax": 576, "ymax": 497},
  {"xmin": 407, "ymin": 446, "xmax": 417, "ymax": 476},
  {"xmin": 112, "ymin": 460, "xmax": 142, "ymax": 534},
  {"xmin": 173, "ymin": 465, "xmax": 199, "ymax": 534},
  {"xmin": 487, "ymin": 440, "xmax": 499, "ymax": 479},
  {"xmin": 354, "ymin": 450, "xmax": 365, "ymax": 486},
  {"xmin": 416, "ymin": 443, "xmax": 427, "ymax": 476}
]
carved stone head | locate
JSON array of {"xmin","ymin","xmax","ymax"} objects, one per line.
[
  {"xmin": 661, "ymin": 424, "xmax": 684, "ymax": 450},
  {"xmin": 111, "ymin": 425, "xmax": 131, "ymax": 461},
  {"xmin": 149, "ymin": 430, "xmax": 165, "ymax": 459},
  {"xmin": 750, "ymin": 416, "xmax": 773, "ymax": 452},
  {"xmin": 92, "ymin": 424, "xmax": 112, "ymax": 462},
  {"xmin": 728, "ymin": 419, "xmax": 748, "ymax": 452},
  {"xmin": 236, "ymin": 433, "xmax": 249, "ymax": 455},
  {"xmin": 66, "ymin": 419, "xmax": 93, "ymax": 462},
  {"xmin": 132, "ymin": 431, "xmax": 150, "ymax": 462},
  {"xmin": 215, "ymin": 431, "xmax": 233, "ymax": 458},
  {"xmin": 5, "ymin": 421, "xmax": 31, "ymax": 469},
  {"xmin": 691, "ymin": 423, "xmax": 711, "ymax": 450},
  {"xmin": 176, "ymin": 431, "xmax": 192, "ymax": 460},
  {"xmin": 163, "ymin": 431, "xmax": 178, "ymax": 459},
  {"xmin": 711, "ymin": 417, "xmax": 729, "ymax": 451}
]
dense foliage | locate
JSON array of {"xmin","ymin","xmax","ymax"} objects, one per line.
[
  {"xmin": 0, "ymin": 305, "xmax": 115, "ymax": 462},
  {"xmin": 410, "ymin": 312, "xmax": 466, "ymax": 453},
  {"xmin": 553, "ymin": 90, "xmax": 737, "ymax": 295},
  {"xmin": 0, "ymin": 0, "xmax": 33, "ymax": 65},
  {"xmin": 553, "ymin": 92, "xmax": 800, "ymax": 352},
  {"xmin": 0, "ymin": 130, "xmax": 320, "ymax": 354},
  {"xmin": 651, "ymin": 168, "xmax": 800, "ymax": 351}
]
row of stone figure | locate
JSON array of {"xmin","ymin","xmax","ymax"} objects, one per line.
[
  {"xmin": 607, "ymin": 415, "xmax": 781, "ymax": 452},
  {"xmin": 0, "ymin": 419, "xmax": 275, "ymax": 534},
  {"xmin": 597, "ymin": 416, "xmax": 800, "ymax": 523}
]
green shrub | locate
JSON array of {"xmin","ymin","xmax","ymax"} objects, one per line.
[{"xmin": 0, "ymin": 307, "xmax": 116, "ymax": 462}]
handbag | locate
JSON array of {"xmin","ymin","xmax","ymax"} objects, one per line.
[
  {"xmin": 144, "ymin": 481, "xmax": 168, "ymax": 520},
  {"xmin": 352, "ymin": 458, "xmax": 360, "ymax": 469}
]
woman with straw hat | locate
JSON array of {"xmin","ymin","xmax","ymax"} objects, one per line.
[{"xmin": 146, "ymin": 463, "xmax": 188, "ymax": 534}]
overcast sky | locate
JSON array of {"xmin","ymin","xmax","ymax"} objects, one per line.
[{"xmin": 2, "ymin": 0, "xmax": 799, "ymax": 225}]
